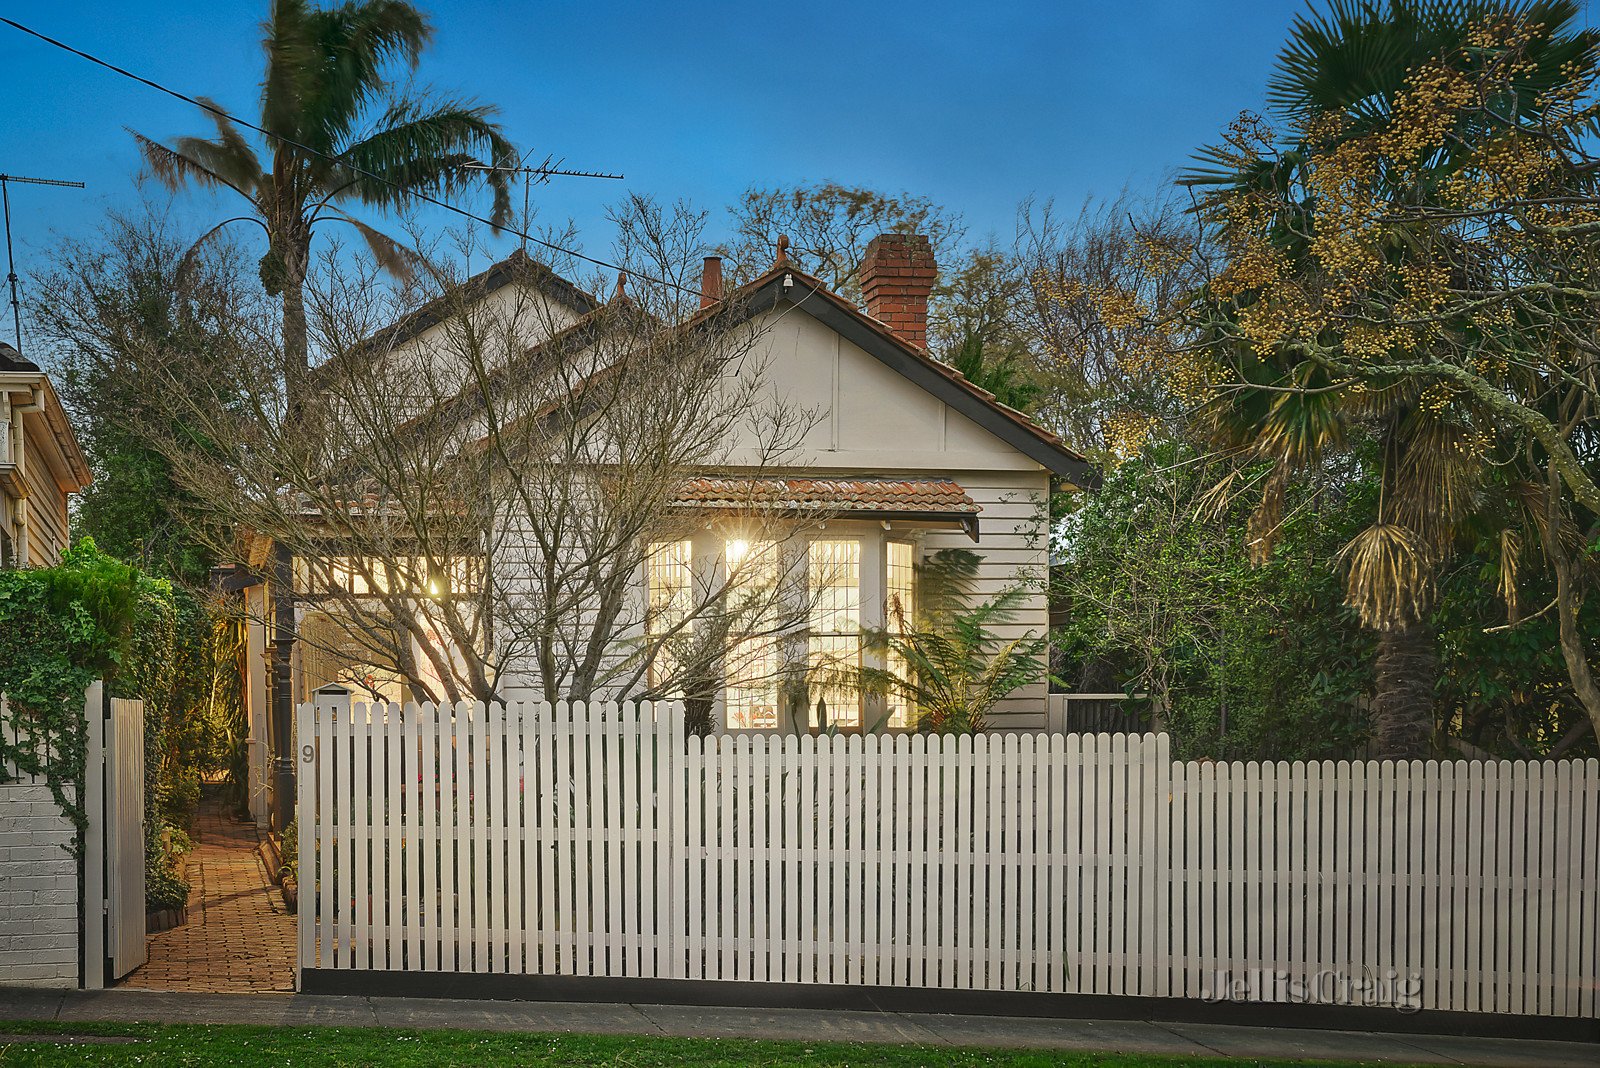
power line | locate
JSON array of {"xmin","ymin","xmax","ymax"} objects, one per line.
[
  {"xmin": 0, "ymin": 16, "xmax": 699, "ymax": 296},
  {"xmin": 462, "ymin": 158, "xmax": 624, "ymax": 254},
  {"xmin": 1, "ymin": 172, "xmax": 86, "ymax": 353}
]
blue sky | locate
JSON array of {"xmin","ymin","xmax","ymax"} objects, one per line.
[{"xmin": 2, "ymin": 1, "xmax": 1362, "ymax": 300}]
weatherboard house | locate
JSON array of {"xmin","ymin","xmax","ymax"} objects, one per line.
[
  {"xmin": 0, "ymin": 341, "xmax": 92, "ymax": 568},
  {"xmin": 234, "ymin": 234, "xmax": 1095, "ymax": 823}
]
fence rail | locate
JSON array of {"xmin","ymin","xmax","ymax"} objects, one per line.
[{"xmin": 297, "ymin": 695, "xmax": 1600, "ymax": 1018}]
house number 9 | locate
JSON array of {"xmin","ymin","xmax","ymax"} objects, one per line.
[{"xmin": 302, "ymin": 744, "xmax": 315, "ymax": 763}]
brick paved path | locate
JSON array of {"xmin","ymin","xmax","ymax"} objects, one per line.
[{"xmin": 119, "ymin": 792, "xmax": 296, "ymax": 993}]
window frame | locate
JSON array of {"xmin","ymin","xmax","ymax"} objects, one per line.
[{"xmin": 720, "ymin": 536, "xmax": 786, "ymax": 731}]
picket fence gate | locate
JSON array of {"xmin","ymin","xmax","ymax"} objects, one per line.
[
  {"xmin": 296, "ymin": 694, "xmax": 1600, "ymax": 1018},
  {"xmin": 2, "ymin": 682, "xmax": 146, "ymax": 987}
]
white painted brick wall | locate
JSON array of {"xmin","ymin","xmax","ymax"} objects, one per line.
[{"xmin": 0, "ymin": 782, "xmax": 78, "ymax": 988}]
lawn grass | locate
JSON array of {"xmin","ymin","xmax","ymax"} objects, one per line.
[{"xmin": 0, "ymin": 1019, "xmax": 1418, "ymax": 1067}]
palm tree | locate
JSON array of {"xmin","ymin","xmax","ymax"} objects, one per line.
[
  {"xmin": 134, "ymin": 0, "xmax": 516, "ymax": 408},
  {"xmin": 1182, "ymin": 1, "xmax": 1600, "ymax": 756}
]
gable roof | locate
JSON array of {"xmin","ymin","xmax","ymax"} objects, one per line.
[
  {"xmin": 310, "ymin": 249, "xmax": 602, "ymax": 385},
  {"xmin": 702, "ymin": 265, "xmax": 1099, "ymax": 489},
  {"xmin": 334, "ymin": 250, "xmax": 1100, "ymax": 490},
  {"xmin": 0, "ymin": 341, "xmax": 41, "ymax": 373}
]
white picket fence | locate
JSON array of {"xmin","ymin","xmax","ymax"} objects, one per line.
[{"xmin": 296, "ymin": 695, "xmax": 1600, "ymax": 1018}]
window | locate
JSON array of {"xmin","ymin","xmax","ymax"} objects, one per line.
[
  {"xmin": 294, "ymin": 554, "xmax": 482, "ymax": 598},
  {"xmin": 886, "ymin": 540, "xmax": 917, "ymax": 729},
  {"xmin": 645, "ymin": 540, "xmax": 694, "ymax": 689},
  {"xmin": 808, "ymin": 539, "xmax": 861, "ymax": 729},
  {"xmin": 724, "ymin": 539, "xmax": 781, "ymax": 729}
]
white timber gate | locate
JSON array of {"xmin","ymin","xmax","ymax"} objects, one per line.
[
  {"xmin": 297, "ymin": 693, "xmax": 1600, "ymax": 1019},
  {"xmin": 83, "ymin": 682, "xmax": 147, "ymax": 987}
]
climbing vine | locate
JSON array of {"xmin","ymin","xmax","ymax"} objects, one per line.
[
  {"xmin": 0, "ymin": 539, "xmax": 140, "ymax": 841},
  {"xmin": 1, "ymin": 538, "xmax": 238, "ymax": 898}
]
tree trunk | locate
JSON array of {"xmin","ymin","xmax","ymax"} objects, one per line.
[
  {"xmin": 1370, "ymin": 622, "xmax": 1438, "ymax": 757},
  {"xmin": 280, "ymin": 235, "xmax": 310, "ymax": 419},
  {"xmin": 1539, "ymin": 471, "xmax": 1600, "ymax": 738}
]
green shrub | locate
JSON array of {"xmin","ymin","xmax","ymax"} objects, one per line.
[
  {"xmin": 279, "ymin": 818, "xmax": 298, "ymax": 884},
  {"xmin": 1, "ymin": 538, "xmax": 241, "ymax": 901},
  {"xmin": 145, "ymin": 833, "xmax": 191, "ymax": 913},
  {"xmin": 0, "ymin": 539, "xmax": 141, "ymax": 835}
]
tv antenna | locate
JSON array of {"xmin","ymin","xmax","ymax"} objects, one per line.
[
  {"xmin": 462, "ymin": 154, "xmax": 624, "ymax": 252},
  {"xmin": 1, "ymin": 172, "xmax": 85, "ymax": 354}
]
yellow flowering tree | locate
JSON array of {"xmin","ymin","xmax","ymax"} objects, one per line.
[{"xmin": 1111, "ymin": 1, "xmax": 1600, "ymax": 753}]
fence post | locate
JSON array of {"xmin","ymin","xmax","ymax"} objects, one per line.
[
  {"xmin": 306, "ymin": 686, "xmax": 349, "ymax": 986},
  {"xmin": 654, "ymin": 700, "xmax": 681, "ymax": 978},
  {"xmin": 80, "ymin": 680, "xmax": 105, "ymax": 990}
]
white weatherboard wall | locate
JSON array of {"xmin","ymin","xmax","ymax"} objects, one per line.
[
  {"xmin": 715, "ymin": 307, "xmax": 1056, "ymax": 729},
  {"xmin": 754, "ymin": 308, "xmax": 1056, "ymax": 728},
  {"xmin": 0, "ymin": 699, "xmax": 80, "ymax": 988},
  {"xmin": 300, "ymin": 696, "xmax": 1600, "ymax": 1018}
]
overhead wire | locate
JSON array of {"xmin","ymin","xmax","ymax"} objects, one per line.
[{"xmin": 0, "ymin": 15, "xmax": 701, "ymax": 296}]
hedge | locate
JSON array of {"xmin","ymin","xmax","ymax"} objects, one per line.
[{"xmin": 0, "ymin": 538, "xmax": 245, "ymax": 907}]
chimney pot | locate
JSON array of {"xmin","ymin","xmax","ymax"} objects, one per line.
[
  {"xmin": 700, "ymin": 256, "xmax": 724, "ymax": 309},
  {"xmin": 859, "ymin": 233, "xmax": 936, "ymax": 350}
]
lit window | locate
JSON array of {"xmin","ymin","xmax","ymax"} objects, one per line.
[
  {"xmin": 725, "ymin": 539, "xmax": 781, "ymax": 729},
  {"xmin": 808, "ymin": 539, "xmax": 861, "ymax": 729},
  {"xmin": 646, "ymin": 540, "xmax": 694, "ymax": 689},
  {"xmin": 292, "ymin": 554, "xmax": 481, "ymax": 597},
  {"xmin": 886, "ymin": 541, "xmax": 917, "ymax": 729}
]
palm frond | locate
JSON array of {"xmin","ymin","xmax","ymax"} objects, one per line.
[
  {"xmin": 263, "ymin": 0, "xmax": 428, "ymax": 151},
  {"xmin": 337, "ymin": 100, "xmax": 516, "ymax": 227},
  {"xmin": 130, "ymin": 131, "xmax": 255, "ymax": 202},
  {"xmin": 1246, "ymin": 463, "xmax": 1289, "ymax": 563},
  {"xmin": 1498, "ymin": 527, "xmax": 1522, "ymax": 623},
  {"xmin": 1338, "ymin": 521, "xmax": 1434, "ymax": 629},
  {"xmin": 1270, "ymin": 0, "xmax": 1435, "ymax": 123},
  {"xmin": 176, "ymin": 215, "xmax": 272, "ymax": 287},
  {"xmin": 183, "ymin": 96, "xmax": 268, "ymax": 192},
  {"xmin": 322, "ymin": 210, "xmax": 422, "ymax": 281},
  {"xmin": 1388, "ymin": 409, "xmax": 1482, "ymax": 550}
]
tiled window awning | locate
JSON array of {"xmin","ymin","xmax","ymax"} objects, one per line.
[{"xmin": 672, "ymin": 478, "xmax": 982, "ymax": 538}]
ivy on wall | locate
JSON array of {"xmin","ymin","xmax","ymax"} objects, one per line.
[
  {"xmin": 1, "ymin": 539, "xmax": 243, "ymax": 901},
  {"xmin": 0, "ymin": 539, "xmax": 139, "ymax": 840}
]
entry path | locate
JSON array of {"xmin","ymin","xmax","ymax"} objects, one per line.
[
  {"xmin": 118, "ymin": 793, "xmax": 295, "ymax": 993},
  {"xmin": 0, "ymin": 988, "xmax": 1594, "ymax": 1067}
]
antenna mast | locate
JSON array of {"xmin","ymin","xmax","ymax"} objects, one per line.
[
  {"xmin": 461, "ymin": 155, "xmax": 624, "ymax": 253},
  {"xmin": 0, "ymin": 172, "xmax": 85, "ymax": 354}
]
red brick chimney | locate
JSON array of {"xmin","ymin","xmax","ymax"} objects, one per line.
[
  {"xmin": 859, "ymin": 233, "xmax": 936, "ymax": 350},
  {"xmin": 700, "ymin": 255, "xmax": 724, "ymax": 309}
]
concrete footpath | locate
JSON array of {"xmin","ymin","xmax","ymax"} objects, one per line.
[{"xmin": 0, "ymin": 987, "xmax": 1595, "ymax": 1066}]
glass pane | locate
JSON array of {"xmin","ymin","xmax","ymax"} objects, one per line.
[
  {"xmin": 725, "ymin": 539, "xmax": 780, "ymax": 728},
  {"xmin": 808, "ymin": 539, "xmax": 861, "ymax": 728},
  {"xmin": 646, "ymin": 540, "xmax": 694, "ymax": 688},
  {"xmin": 725, "ymin": 636, "xmax": 780, "ymax": 729},
  {"xmin": 886, "ymin": 541, "xmax": 917, "ymax": 729}
]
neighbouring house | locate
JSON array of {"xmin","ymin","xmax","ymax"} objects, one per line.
[
  {"xmin": 230, "ymin": 235, "xmax": 1095, "ymax": 824},
  {"xmin": 0, "ymin": 342, "xmax": 91, "ymax": 567}
]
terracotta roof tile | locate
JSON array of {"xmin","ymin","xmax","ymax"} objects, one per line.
[{"xmin": 673, "ymin": 477, "xmax": 980, "ymax": 515}]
